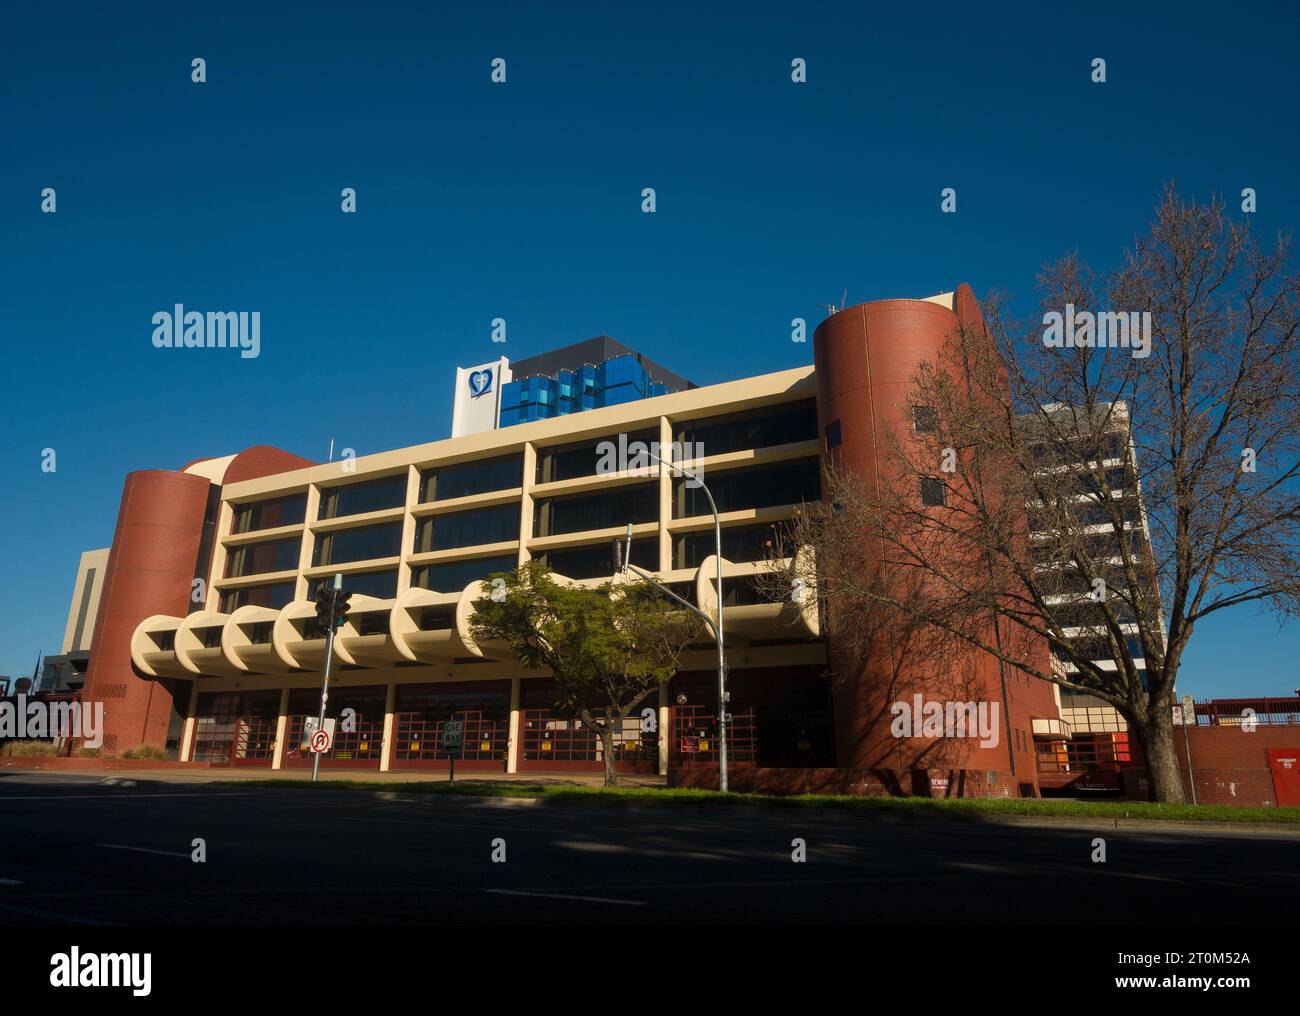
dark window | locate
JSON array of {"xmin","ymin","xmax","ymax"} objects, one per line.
[
  {"xmin": 538, "ymin": 539, "xmax": 657, "ymax": 579},
  {"xmin": 219, "ymin": 581, "xmax": 296, "ymax": 612},
  {"xmin": 307, "ymin": 569, "xmax": 399, "ymax": 601},
  {"xmin": 319, "ymin": 474, "xmax": 407, "ymax": 520},
  {"xmin": 412, "ymin": 555, "xmax": 518, "ymax": 594},
  {"xmin": 674, "ymin": 400, "xmax": 818, "ymax": 457},
  {"xmin": 232, "ymin": 493, "xmax": 307, "ymax": 534},
  {"xmin": 824, "ymin": 419, "xmax": 842, "ymax": 450},
  {"xmin": 196, "ymin": 626, "xmax": 224, "ymax": 649},
  {"xmin": 535, "ymin": 430, "xmax": 658, "ymax": 484},
  {"xmin": 913, "ymin": 406, "xmax": 938, "ymax": 433},
  {"xmin": 673, "ymin": 522, "xmax": 789, "ymax": 569},
  {"xmin": 421, "ymin": 453, "xmax": 523, "ymax": 502},
  {"xmin": 416, "ymin": 605, "xmax": 457, "ymax": 631},
  {"xmin": 414, "ymin": 504, "xmax": 520, "ymax": 553},
  {"xmin": 353, "ymin": 610, "xmax": 391, "ymax": 636},
  {"xmin": 246, "ymin": 621, "xmax": 274, "ymax": 645},
  {"xmin": 151, "ymin": 630, "xmax": 176, "ymax": 652},
  {"xmin": 673, "ymin": 459, "xmax": 821, "ymax": 518},
  {"xmin": 225, "ymin": 536, "xmax": 301, "ymax": 578},
  {"xmin": 534, "ymin": 483, "xmax": 658, "ymax": 536},
  {"xmin": 313, "ymin": 522, "xmax": 403, "ymax": 566},
  {"xmin": 920, "ymin": 477, "xmax": 946, "ymax": 507}
]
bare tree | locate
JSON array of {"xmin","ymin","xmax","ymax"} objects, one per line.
[{"xmin": 770, "ymin": 186, "xmax": 1300, "ymax": 803}]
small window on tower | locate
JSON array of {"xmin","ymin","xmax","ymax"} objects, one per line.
[
  {"xmin": 824, "ymin": 419, "xmax": 842, "ymax": 450},
  {"xmin": 913, "ymin": 406, "xmax": 938, "ymax": 433},
  {"xmin": 920, "ymin": 476, "xmax": 946, "ymax": 507}
]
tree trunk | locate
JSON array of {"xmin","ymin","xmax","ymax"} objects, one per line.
[
  {"xmin": 1133, "ymin": 708, "xmax": 1187, "ymax": 804},
  {"xmin": 600, "ymin": 725, "xmax": 617, "ymax": 787}
]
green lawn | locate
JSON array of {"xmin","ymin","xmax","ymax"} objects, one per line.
[{"xmin": 217, "ymin": 778, "xmax": 1300, "ymax": 824}]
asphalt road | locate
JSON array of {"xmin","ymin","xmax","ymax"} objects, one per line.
[{"xmin": 0, "ymin": 773, "xmax": 1296, "ymax": 926}]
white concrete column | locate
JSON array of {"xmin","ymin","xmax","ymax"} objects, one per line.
[
  {"xmin": 271, "ymin": 686, "xmax": 289, "ymax": 770},
  {"xmin": 296, "ymin": 485, "xmax": 322, "ymax": 602},
  {"xmin": 379, "ymin": 682, "xmax": 396, "ymax": 772},
  {"xmin": 519, "ymin": 443, "xmax": 536, "ymax": 565},
  {"xmin": 658, "ymin": 416, "xmax": 673, "ymax": 571},
  {"xmin": 179, "ymin": 682, "xmax": 199, "ymax": 762},
  {"xmin": 398, "ymin": 465, "xmax": 421, "ymax": 594},
  {"xmin": 658, "ymin": 682, "xmax": 670, "ymax": 776},
  {"xmin": 506, "ymin": 675, "xmax": 521, "ymax": 773}
]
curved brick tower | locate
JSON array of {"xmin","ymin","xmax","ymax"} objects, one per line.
[{"xmin": 813, "ymin": 285, "xmax": 1051, "ymax": 792}]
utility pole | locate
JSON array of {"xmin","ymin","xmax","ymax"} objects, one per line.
[{"xmin": 311, "ymin": 573, "xmax": 350, "ymax": 783}]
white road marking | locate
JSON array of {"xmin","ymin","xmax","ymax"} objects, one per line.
[
  {"xmin": 98, "ymin": 843, "xmax": 192, "ymax": 859},
  {"xmin": 485, "ymin": 888, "xmax": 647, "ymax": 907},
  {"xmin": 0, "ymin": 878, "xmax": 23, "ymax": 886}
]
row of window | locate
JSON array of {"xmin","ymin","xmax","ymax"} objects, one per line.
[
  {"xmin": 231, "ymin": 403, "xmax": 819, "ymax": 536},
  {"xmin": 228, "ymin": 457, "xmax": 819, "ymax": 578},
  {"xmin": 214, "ymin": 521, "xmax": 797, "ymax": 612}
]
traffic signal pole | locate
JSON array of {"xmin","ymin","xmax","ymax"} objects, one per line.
[{"xmin": 311, "ymin": 573, "xmax": 343, "ymax": 784}]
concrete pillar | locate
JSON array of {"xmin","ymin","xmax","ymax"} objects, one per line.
[
  {"xmin": 271, "ymin": 686, "xmax": 289, "ymax": 770},
  {"xmin": 507, "ymin": 676, "xmax": 521, "ymax": 773},
  {"xmin": 519, "ymin": 443, "xmax": 536, "ymax": 565},
  {"xmin": 658, "ymin": 682, "xmax": 670, "ymax": 776},
  {"xmin": 379, "ymin": 682, "xmax": 396, "ymax": 772},
  {"xmin": 658, "ymin": 416, "xmax": 673, "ymax": 570},
  {"xmin": 296, "ymin": 486, "xmax": 322, "ymax": 602},
  {"xmin": 179, "ymin": 682, "xmax": 199, "ymax": 762}
]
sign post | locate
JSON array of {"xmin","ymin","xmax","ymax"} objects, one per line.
[
  {"xmin": 442, "ymin": 718, "xmax": 464, "ymax": 785},
  {"xmin": 311, "ymin": 573, "xmax": 343, "ymax": 784}
]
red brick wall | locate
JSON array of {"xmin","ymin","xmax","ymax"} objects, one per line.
[{"xmin": 1125, "ymin": 725, "xmax": 1300, "ymax": 806}]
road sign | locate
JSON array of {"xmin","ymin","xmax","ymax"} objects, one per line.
[
  {"xmin": 303, "ymin": 716, "xmax": 336, "ymax": 753},
  {"xmin": 310, "ymin": 728, "xmax": 331, "ymax": 754},
  {"xmin": 442, "ymin": 718, "xmax": 465, "ymax": 753}
]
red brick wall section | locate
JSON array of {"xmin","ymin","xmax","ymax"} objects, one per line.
[
  {"xmin": 222, "ymin": 445, "xmax": 316, "ymax": 484},
  {"xmin": 810, "ymin": 286, "xmax": 1055, "ymax": 795},
  {"xmin": 1123, "ymin": 726, "xmax": 1300, "ymax": 806},
  {"xmin": 80, "ymin": 470, "xmax": 212, "ymax": 754}
]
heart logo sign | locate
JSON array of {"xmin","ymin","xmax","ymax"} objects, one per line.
[{"xmin": 469, "ymin": 369, "xmax": 493, "ymax": 398}]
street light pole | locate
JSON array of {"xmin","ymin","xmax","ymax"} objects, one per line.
[{"xmin": 627, "ymin": 450, "xmax": 729, "ymax": 793}]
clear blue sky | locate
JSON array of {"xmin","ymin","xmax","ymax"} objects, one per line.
[{"xmin": 2, "ymin": 1, "xmax": 1297, "ymax": 697}]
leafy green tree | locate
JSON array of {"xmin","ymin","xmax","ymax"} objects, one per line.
[{"xmin": 470, "ymin": 560, "xmax": 702, "ymax": 786}]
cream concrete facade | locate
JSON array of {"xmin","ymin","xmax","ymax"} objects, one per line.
[
  {"xmin": 61, "ymin": 548, "xmax": 109, "ymax": 654},
  {"xmin": 126, "ymin": 365, "xmax": 828, "ymax": 769}
]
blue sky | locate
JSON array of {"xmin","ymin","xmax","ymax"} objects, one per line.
[{"xmin": 2, "ymin": 1, "xmax": 1297, "ymax": 696}]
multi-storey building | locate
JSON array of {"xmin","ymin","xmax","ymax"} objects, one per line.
[
  {"xmin": 67, "ymin": 284, "xmax": 1065, "ymax": 795},
  {"xmin": 1023, "ymin": 402, "xmax": 1169, "ymax": 790}
]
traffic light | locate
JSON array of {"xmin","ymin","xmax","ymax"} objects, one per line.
[
  {"xmin": 333, "ymin": 591, "xmax": 353, "ymax": 632},
  {"xmin": 314, "ymin": 582, "xmax": 334, "ymax": 632}
]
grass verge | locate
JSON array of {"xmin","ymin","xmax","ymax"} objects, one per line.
[{"xmin": 214, "ymin": 778, "xmax": 1300, "ymax": 824}]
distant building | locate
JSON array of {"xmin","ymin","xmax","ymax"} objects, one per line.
[
  {"xmin": 1022, "ymin": 402, "xmax": 1169, "ymax": 790},
  {"xmin": 37, "ymin": 548, "xmax": 110, "ymax": 693},
  {"xmin": 451, "ymin": 336, "xmax": 693, "ymax": 436}
]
